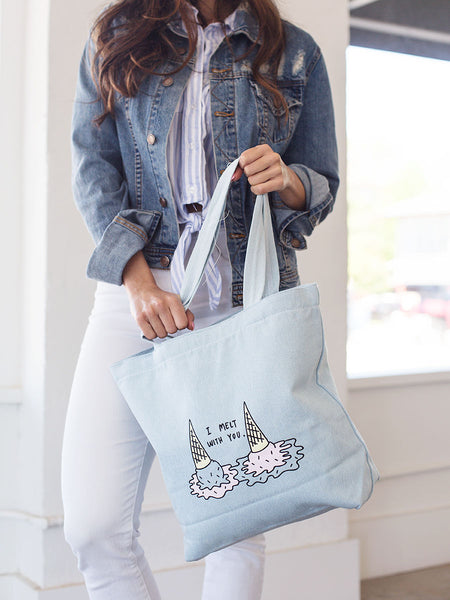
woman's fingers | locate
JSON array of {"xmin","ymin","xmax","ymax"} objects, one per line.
[
  {"xmin": 247, "ymin": 164, "xmax": 281, "ymax": 187},
  {"xmin": 127, "ymin": 278, "xmax": 196, "ymax": 339},
  {"xmin": 170, "ymin": 296, "xmax": 191, "ymax": 331},
  {"xmin": 186, "ymin": 309, "xmax": 195, "ymax": 331},
  {"xmin": 236, "ymin": 144, "xmax": 288, "ymax": 186},
  {"xmin": 146, "ymin": 311, "xmax": 168, "ymax": 339},
  {"xmin": 242, "ymin": 151, "xmax": 278, "ymax": 177},
  {"xmin": 158, "ymin": 306, "xmax": 179, "ymax": 335},
  {"xmin": 139, "ymin": 293, "xmax": 195, "ymax": 339},
  {"xmin": 137, "ymin": 314, "xmax": 157, "ymax": 340},
  {"xmin": 239, "ymin": 144, "xmax": 273, "ymax": 171},
  {"xmin": 231, "ymin": 165, "xmax": 244, "ymax": 182},
  {"xmin": 237, "ymin": 144, "xmax": 292, "ymax": 195}
]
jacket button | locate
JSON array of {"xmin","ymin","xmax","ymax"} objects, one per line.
[
  {"xmin": 160, "ymin": 256, "xmax": 170, "ymax": 267},
  {"xmin": 162, "ymin": 76, "xmax": 174, "ymax": 87},
  {"xmin": 147, "ymin": 133, "xmax": 156, "ymax": 145},
  {"xmin": 159, "ymin": 197, "xmax": 168, "ymax": 208},
  {"xmin": 291, "ymin": 238, "xmax": 301, "ymax": 248}
]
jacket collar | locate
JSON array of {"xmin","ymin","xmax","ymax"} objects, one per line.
[{"xmin": 166, "ymin": 2, "xmax": 261, "ymax": 45}]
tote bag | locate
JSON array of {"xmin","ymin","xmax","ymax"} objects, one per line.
[{"xmin": 111, "ymin": 158, "xmax": 380, "ymax": 562}]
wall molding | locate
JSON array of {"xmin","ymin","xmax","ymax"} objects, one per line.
[
  {"xmin": 0, "ymin": 509, "xmax": 63, "ymax": 530},
  {"xmin": 0, "ymin": 572, "xmax": 88, "ymax": 600},
  {"xmin": 4, "ymin": 473, "xmax": 450, "ymax": 531},
  {"xmin": 351, "ymin": 499, "xmax": 450, "ymax": 525},
  {"xmin": 0, "ymin": 539, "xmax": 359, "ymax": 600},
  {"xmin": 0, "ymin": 503, "xmax": 173, "ymax": 531},
  {"xmin": 351, "ymin": 504, "xmax": 450, "ymax": 579},
  {"xmin": 374, "ymin": 463, "xmax": 450, "ymax": 482}
]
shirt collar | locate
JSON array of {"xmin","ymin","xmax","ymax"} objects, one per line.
[
  {"xmin": 167, "ymin": 2, "xmax": 260, "ymax": 45},
  {"xmin": 188, "ymin": 3, "xmax": 238, "ymax": 33}
]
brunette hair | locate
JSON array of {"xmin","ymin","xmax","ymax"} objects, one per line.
[{"xmin": 91, "ymin": 0, "xmax": 288, "ymax": 125}]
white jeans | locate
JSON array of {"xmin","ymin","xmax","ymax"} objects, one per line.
[{"xmin": 61, "ymin": 228, "xmax": 266, "ymax": 599}]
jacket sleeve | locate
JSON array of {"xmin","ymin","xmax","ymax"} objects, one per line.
[
  {"xmin": 71, "ymin": 37, "xmax": 161, "ymax": 285},
  {"xmin": 273, "ymin": 45, "xmax": 340, "ymax": 251}
]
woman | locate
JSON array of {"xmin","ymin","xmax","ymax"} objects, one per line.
[{"xmin": 61, "ymin": 0, "xmax": 339, "ymax": 598}]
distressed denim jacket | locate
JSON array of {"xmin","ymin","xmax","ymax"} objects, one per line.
[{"xmin": 71, "ymin": 4, "xmax": 339, "ymax": 306}]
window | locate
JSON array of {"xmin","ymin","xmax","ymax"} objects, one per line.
[{"xmin": 346, "ymin": 46, "xmax": 450, "ymax": 377}]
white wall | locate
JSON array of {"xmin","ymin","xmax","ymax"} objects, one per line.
[
  {"xmin": 6, "ymin": 0, "xmax": 448, "ymax": 598},
  {"xmin": 348, "ymin": 372, "xmax": 450, "ymax": 579}
]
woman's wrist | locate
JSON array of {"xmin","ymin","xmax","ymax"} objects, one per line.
[
  {"xmin": 278, "ymin": 167, "xmax": 307, "ymax": 211},
  {"xmin": 123, "ymin": 250, "xmax": 158, "ymax": 293}
]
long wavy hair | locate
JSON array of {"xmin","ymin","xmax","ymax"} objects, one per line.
[{"xmin": 91, "ymin": 0, "xmax": 287, "ymax": 125}]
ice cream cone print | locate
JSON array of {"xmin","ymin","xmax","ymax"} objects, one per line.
[
  {"xmin": 189, "ymin": 421, "xmax": 211, "ymax": 470},
  {"xmin": 234, "ymin": 403, "xmax": 305, "ymax": 485},
  {"xmin": 243, "ymin": 403, "xmax": 269, "ymax": 453},
  {"xmin": 188, "ymin": 420, "xmax": 240, "ymax": 500}
]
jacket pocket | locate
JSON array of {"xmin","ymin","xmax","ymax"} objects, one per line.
[{"xmin": 251, "ymin": 79, "xmax": 304, "ymax": 144}]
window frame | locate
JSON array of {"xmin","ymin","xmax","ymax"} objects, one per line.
[{"xmin": 346, "ymin": 1, "xmax": 450, "ymax": 385}]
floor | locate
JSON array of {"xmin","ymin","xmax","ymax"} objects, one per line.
[{"xmin": 361, "ymin": 563, "xmax": 450, "ymax": 600}]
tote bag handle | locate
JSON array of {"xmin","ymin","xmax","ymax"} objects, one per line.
[{"xmin": 179, "ymin": 158, "xmax": 280, "ymax": 311}]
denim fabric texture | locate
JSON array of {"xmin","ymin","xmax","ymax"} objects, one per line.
[{"xmin": 71, "ymin": 3, "xmax": 340, "ymax": 306}]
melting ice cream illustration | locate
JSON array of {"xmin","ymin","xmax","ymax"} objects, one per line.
[
  {"xmin": 234, "ymin": 403, "xmax": 305, "ymax": 486},
  {"xmin": 188, "ymin": 421, "xmax": 240, "ymax": 500},
  {"xmin": 188, "ymin": 405, "xmax": 305, "ymax": 500}
]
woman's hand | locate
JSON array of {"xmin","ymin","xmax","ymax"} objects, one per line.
[
  {"xmin": 231, "ymin": 144, "xmax": 307, "ymax": 211},
  {"xmin": 123, "ymin": 251, "xmax": 194, "ymax": 340}
]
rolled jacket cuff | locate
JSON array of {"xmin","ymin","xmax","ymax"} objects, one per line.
[
  {"xmin": 86, "ymin": 209, "xmax": 162, "ymax": 285},
  {"xmin": 272, "ymin": 164, "xmax": 336, "ymax": 250}
]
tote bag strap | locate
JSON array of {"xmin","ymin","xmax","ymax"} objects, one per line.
[
  {"xmin": 179, "ymin": 158, "xmax": 280, "ymax": 311},
  {"xmin": 242, "ymin": 192, "xmax": 280, "ymax": 309}
]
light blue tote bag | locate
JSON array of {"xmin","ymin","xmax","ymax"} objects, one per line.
[{"xmin": 111, "ymin": 158, "xmax": 380, "ymax": 562}]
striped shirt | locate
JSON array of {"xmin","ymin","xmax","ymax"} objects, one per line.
[{"xmin": 166, "ymin": 5, "xmax": 238, "ymax": 310}]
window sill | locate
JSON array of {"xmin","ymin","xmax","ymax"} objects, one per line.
[{"xmin": 347, "ymin": 370, "xmax": 450, "ymax": 391}]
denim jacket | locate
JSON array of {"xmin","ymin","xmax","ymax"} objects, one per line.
[{"xmin": 71, "ymin": 4, "xmax": 339, "ymax": 306}]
